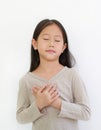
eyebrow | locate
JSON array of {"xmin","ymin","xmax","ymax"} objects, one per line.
[
  {"xmin": 42, "ymin": 34, "xmax": 62, "ymax": 37},
  {"xmin": 41, "ymin": 34, "xmax": 49, "ymax": 36}
]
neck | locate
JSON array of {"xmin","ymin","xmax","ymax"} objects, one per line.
[{"xmin": 38, "ymin": 59, "xmax": 63, "ymax": 73}]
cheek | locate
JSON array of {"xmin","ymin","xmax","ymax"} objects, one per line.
[
  {"xmin": 37, "ymin": 43, "xmax": 46, "ymax": 52},
  {"xmin": 56, "ymin": 46, "xmax": 64, "ymax": 53}
]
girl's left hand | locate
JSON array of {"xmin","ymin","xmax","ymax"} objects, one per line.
[
  {"xmin": 32, "ymin": 85, "xmax": 62, "ymax": 110},
  {"xmin": 51, "ymin": 97, "xmax": 62, "ymax": 110}
]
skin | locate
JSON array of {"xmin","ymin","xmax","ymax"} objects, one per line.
[
  {"xmin": 32, "ymin": 84, "xmax": 61, "ymax": 111},
  {"xmin": 32, "ymin": 24, "xmax": 67, "ymax": 111}
]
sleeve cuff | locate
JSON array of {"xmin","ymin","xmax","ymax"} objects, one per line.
[
  {"xmin": 31, "ymin": 101, "xmax": 47, "ymax": 117},
  {"xmin": 58, "ymin": 100, "xmax": 66, "ymax": 117}
]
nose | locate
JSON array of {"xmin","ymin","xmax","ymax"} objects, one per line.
[{"xmin": 49, "ymin": 40, "xmax": 54, "ymax": 47}]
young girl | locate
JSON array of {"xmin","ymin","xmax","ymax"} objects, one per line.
[{"xmin": 16, "ymin": 19, "xmax": 91, "ymax": 130}]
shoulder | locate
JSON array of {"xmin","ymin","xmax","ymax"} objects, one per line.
[
  {"xmin": 64, "ymin": 66, "xmax": 79, "ymax": 77},
  {"xmin": 65, "ymin": 67, "xmax": 84, "ymax": 83},
  {"xmin": 19, "ymin": 72, "xmax": 31, "ymax": 85}
]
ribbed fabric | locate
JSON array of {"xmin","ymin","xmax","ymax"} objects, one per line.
[{"xmin": 16, "ymin": 67, "xmax": 91, "ymax": 130}]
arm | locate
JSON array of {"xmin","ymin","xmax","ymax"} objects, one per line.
[
  {"xmin": 58, "ymin": 70, "xmax": 91, "ymax": 120},
  {"xmin": 16, "ymin": 79, "xmax": 44, "ymax": 124}
]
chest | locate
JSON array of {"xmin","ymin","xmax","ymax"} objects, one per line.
[
  {"xmin": 26, "ymin": 77, "xmax": 74, "ymax": 104},
  {"xmin": 55, "ymin": 79, "xmax": 73, "ymax": 102}
]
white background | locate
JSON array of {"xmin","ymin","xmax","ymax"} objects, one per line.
[{"xmin": 0, "ymin": 0, "xmax": 101, "ymax": 130}]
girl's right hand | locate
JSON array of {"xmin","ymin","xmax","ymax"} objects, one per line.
[{"xmin": 32, "ymin": 85, "xmax": 59, "ymax": 110}]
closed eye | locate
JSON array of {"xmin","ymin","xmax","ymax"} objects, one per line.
[
  {"xmin": 43, "ymin": 38, "xmax": 49, "ymax": 40},
  {"xmin": 55, "ymin": 40, "xmax": 60, "ymax": 42}
]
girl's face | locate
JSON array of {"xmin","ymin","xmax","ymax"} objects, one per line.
[{"xmin": 32, "ymin": 24, "xmax": 66, "ymax": 62}]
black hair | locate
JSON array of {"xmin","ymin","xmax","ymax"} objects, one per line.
[{"xmin": 29, "ymin": 19, "xmax": 75, "ymax": 72}]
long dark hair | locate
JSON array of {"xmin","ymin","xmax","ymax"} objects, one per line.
[{"xmin": 29, "ymin": 19, "xmax": 75, "ymax": 72}]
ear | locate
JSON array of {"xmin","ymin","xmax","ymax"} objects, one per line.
[
  {"xmin": 62, "ymin": 43, "xmax": 67, "ymax": 53},
  {"xmin": 32, "ymin": 39, "xmax": 38, "ymax": 50}
]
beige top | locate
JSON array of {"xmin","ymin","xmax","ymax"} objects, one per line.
[{"xmin": 16, "ymin": 67, "xmax": 91, "ymax": 130}]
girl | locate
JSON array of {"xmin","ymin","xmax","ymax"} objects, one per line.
[{"xmin": 16, "ymin": 19, "xmax": 91, "ymax": 130}]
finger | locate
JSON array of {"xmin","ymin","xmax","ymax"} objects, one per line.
[
  {"xmin": 45, "ymin": 84, "xmax": 54, "ymax": 92},
  {"xmin": 51, "ymin": 94, "xmax": 59, "ymax": 102},
  {"xmin": 32, "ymin": 87, "xmax": 38, "ymax": 93},
  {"xmin": 39, "ymin": 85, "xmax": 47, "ymax": 93},
  {"xmin": 32, "ymin": 89, "xmax": 36, "ymax": 96},
  {"xmin": 51, "ymin": 91, "xmax": 59, "ymax": 99},
  {"xmin": 32, "ymin": 86, "xmax": 40, "ymax": 90},
  {"xmin": 49, "ymin": 87, "xmax": 57, "ymax": 95},
  {"xmin": 35, "ymin": 86, "xmax": 40, "ymax": 90}
]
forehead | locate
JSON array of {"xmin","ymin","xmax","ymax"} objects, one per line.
[{"xmin": 40, "ymin": 24, "xmax": 63, "ymax": 36}]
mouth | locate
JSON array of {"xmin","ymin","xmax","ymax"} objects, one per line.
[{"xmin": 45, "ymin": 50, "xmax": 56, "ymax": 53}]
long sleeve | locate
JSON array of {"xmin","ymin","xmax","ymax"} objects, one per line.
[
  {"xmin": 58, "ymin": 69, "xmax": 91, "ymax": 120},
  {"xmin": 16, "ymin": 78, "xmax": 44, "ymax": 124}
]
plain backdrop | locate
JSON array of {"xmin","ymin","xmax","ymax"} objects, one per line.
[{"xmin": 0, "ymin": 0, "xmax": 101, "ymax": 130}]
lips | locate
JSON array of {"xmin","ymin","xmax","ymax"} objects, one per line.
[{"xmin": 45, "ymin": 50, "xmax": 56, "ymax": 53}]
